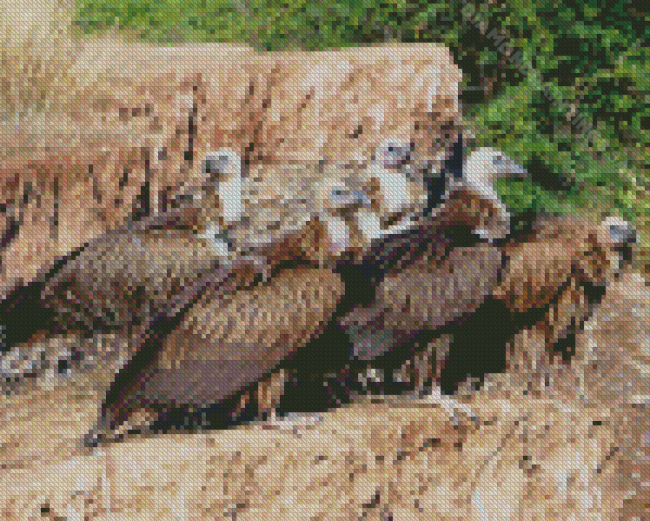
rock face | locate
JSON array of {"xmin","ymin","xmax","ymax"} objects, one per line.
[
  {"xmin": 576, "ymin": 271, "xmax": 649, "ymax": 407},
  {"xmin": 0, "ymin": 42, "xmax": 461, "ymax": 299}
]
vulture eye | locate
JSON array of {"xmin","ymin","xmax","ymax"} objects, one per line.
[
  {"xmin": 609, "ymin": 223, "xmax": 636, "ymax": 245},
  {"xmin": 203, "ymin": 159, "xmax": 219, "ymax": 174},
  {"xmin": 203, "ymin": 150, "xmax": 238, "ymax": 176},
  {"xmin": 57, "ymin": 358, "xmax": 71, "ymax": 375}
]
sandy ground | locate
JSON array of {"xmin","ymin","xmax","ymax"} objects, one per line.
[{"xmin": 0, "ymin": 272, "xmax": 646, "ymax": 519}]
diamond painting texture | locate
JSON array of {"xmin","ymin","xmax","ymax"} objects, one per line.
[{"xmin": 0, "ymin": 0, "xmax": 647, "ymax": 518}]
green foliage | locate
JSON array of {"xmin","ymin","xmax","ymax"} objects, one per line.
[
  {"xmin": 75, "ymin": 0, "xmax": 248, "ymax": 42},
  {"xmin": 454, "ymin": 0, "xmax": 648, "ymax": 230}
]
